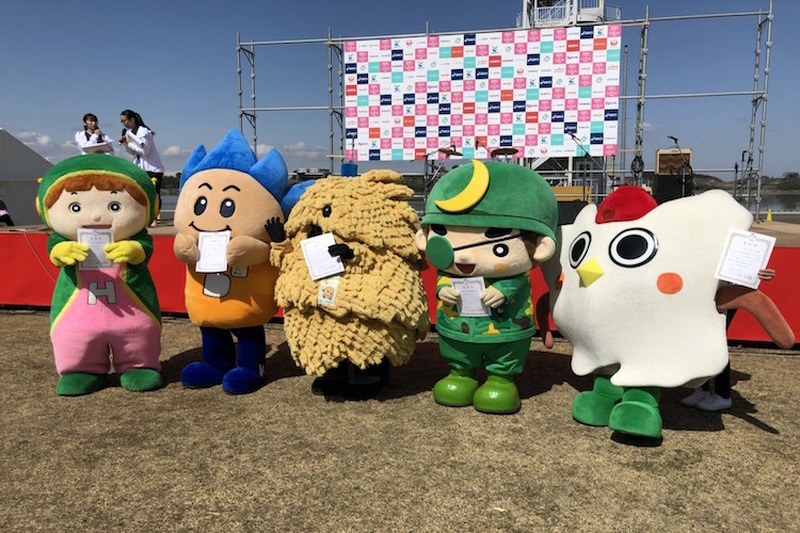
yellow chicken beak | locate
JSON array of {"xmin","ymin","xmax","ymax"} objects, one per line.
[{"xmin": 576, "ymin": 258, "xmax": 604, "ymax": 287}]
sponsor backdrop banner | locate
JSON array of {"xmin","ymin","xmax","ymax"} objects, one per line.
[{"xmin": 344, "ymin": 25, "xmax": 621, "ymax": 161}]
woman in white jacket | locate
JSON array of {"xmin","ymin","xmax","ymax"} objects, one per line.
[
  {"xmin": 119, "ymin": 109, "xmax": 165, "ymax": 224},
  {"xmin": 75, "ymin": 113, "xmax": 114, "ymax": 154}
]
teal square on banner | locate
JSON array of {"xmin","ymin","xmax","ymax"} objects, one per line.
[
  {"xmin": 606, "ymin": 49, "xmax": 621, "ymax": 62},
  {"xmin": 463, "ymin": 56, "xmax": 476, "ymax": 68},
  {"xmin": 475, "ymin": 91, "xmax": 489, "ymax": 102},
  {"xmin": 369, "ymin": 62, "xmax": 381, "ymax": 73},
  {"xmin": 526, "ymin": 89, "xmax": 540, "ymax": 100},
  {"xmin": 540, "ymin": 41, "xmax": 554, "ymax": 53},
  {"xmin": 551, "ymin": 133, "xmax": 564, "ymax": 146},
  {"xmin": 392, "ymin": 72, "xmax": 404, "ymax": 83},
  {"xmin": 357, "ymin": 95, "xmax": 369, "ymax": 106},
  {"xmin": 392, "ymin": 149, "xmax": 404, "ymax": 160},
  {"xmin": 513, "ymin": 124, "xmax": 526, "ymax": 135},
  {"xmin": 578, "ymin": 87, "xmax": 592, "ymax": 99},
  {"xmin": 591, "ymin": 121, "xmax": 605, "ymax": 133},
  {"xmin": 461, "ymin": 147, "xmax": 475, "ymax": 158},
  {"xmin": 439, "ymin": 47, "xmax": 451, "ymax": 59},
  {"xmin": 427, "ymin": 70, "xmax": 439, "ymax": 81},
  {"xmin": 501, "ymin": 66, "xmax": 514, "ymax": 78}
]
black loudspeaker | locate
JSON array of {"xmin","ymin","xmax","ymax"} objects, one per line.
[
  {"xmin": 653, "ymin": 175, "xmax": 692, "ymax": 204},
  {"xmin": 557, "ymin": 200, "xmax": 588, "ymax": 225}
]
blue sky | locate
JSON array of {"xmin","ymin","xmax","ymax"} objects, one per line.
[{"xmin": 1, "ymin": 0, "xmax": 796, "ymax": 179}]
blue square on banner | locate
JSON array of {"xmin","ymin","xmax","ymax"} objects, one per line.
[
  {"xmin": 464, "ymin": 33, "xmax": 476, "ymax": 46},
  {"xmin": 475, "ymin": 91, "xmax": 489, "ymax": 102},
  {"xmin": 463, "ymin": 56, "xmax": 476, "ymax": 68},
  {"xmin": 357, "ymin": 95, "xmax": 369, "ymax": 106},
  {"xmin": 392, "ymin": 149, "xmax": 404, "ymax": 160},
  {"xmin": 527, "ymin": 54, "xmax": 540, "ymax": 66},
  {"xmin": 591, "ymin": 121, "xmax": 605, "ymax": 133},
  {"xmin": 541, "ymin": 41, "xmax": 554, "ymax": 53},
  {"xmin": 606, "ymin": 49, "xmax": 621, "ymax": 62},
  {"xmin": 427, "ymin": 70, "xmax": 439, "ymax": 81},
  {"xmin": 461, "ymin": 147, "xmax": 475, "ymax": 158},
  {"xmin": 578, "ymin": 87, "xmax": 592, "ymax": 99},
  {"xmin": 346, "ymin": 128, "xmax": 358, "ymax": 139},
  {"xmin": 451, "ymin": 69, "xmax": 464, "ymax": 81},
  {"xmin": 564, "ymin": 122, "xmax": 578, "ymax": 134},
  {"xmin": 392, "ymin": 72, "xmax": 404, "ymax": 83},
  {"xmin": 369, "ymin": 62, "xmax": 380, "ymax": 73},
  {"xmin": 526, "ymin": 89, "xmax": 540, "ymax": 100},
  {"xmin": 590, "ymin": 132, "xmax": 604, "ymax": 144},
  {"xmin": 501, "ymin": 66, "xmax": 514, "ymax": 78},
  {"xmin": 345, "ymin": 63, "xmax": 357, "ymax": 74},
  {"xmin": 369, "ymin": 149, "xmax": 381, "ymax": 160},
  {"xmin": 440, "ymin": 47, "xmax": 452, "ymax": 59},
  {"xmin": 551, "ymin": 133, "xmax": 564, "ymax": 146},
  {"xmin": 513, "ymin": 124, "xmax": 526, "ymax": 135},
  {"xmin": 476, "ymin": 68, "xmax": 489, "ymax": 80},
  {"xmin": 499, "ymin": 135, "xmax": 513, "ymax": 147}
]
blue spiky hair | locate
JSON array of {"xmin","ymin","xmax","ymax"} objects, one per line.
[{"xmin": 180, "ymin": 129, "xmax": 308, "ymax": 216}]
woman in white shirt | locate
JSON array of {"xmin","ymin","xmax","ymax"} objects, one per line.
[
  {"xmin": 75, "ymin": 113, "xmax": 114, "ymax": 154},
  {"xmin": 119, "ymin": 109, "xmax": 165, "ymax": 224}
]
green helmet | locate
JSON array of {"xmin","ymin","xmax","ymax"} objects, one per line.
[
  {"xmin": 422, "ymin": 160, "xmax": 558, "ymax": 242},
  {"xmin": 36, "ymin": 154, "xmax": 159, "ymax": 227}
]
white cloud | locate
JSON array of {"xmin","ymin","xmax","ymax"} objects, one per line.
[
  {"xmin": 255, "ymin": 143, "xmax": 275, "ymax": 157},
  {"xmin": 162, "ymin": 145, "xmax": 189, "ymax": 157},
  {"xmin": 643, "ymin": 122, "xmax": 660, "ymax": 132},
  {"xmin": 15, "ymin": 131, "xmax": 54, "ymax": 147}
]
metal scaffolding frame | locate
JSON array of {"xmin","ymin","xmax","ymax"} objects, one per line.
[{"xmin": 236, "ymin": 1, "xmax": 773, "ymax": 216}]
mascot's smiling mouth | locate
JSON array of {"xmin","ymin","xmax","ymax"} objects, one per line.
[
  {"xmin": 83, "ymin": 224, "xmax": 111, "ymax": 229},
  {"xmin": 190, "ymin": 221, "xmax": 232, "ymax": 232},
  {"xmin": 455, "ymin": 263, "xmax": 475, "ymax": 275}
]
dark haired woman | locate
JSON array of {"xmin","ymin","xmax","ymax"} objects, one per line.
[
  {"xmin": 119, "ymin": 109, "xmax": 165, "ymax": 224},
  {"xmin": 75, "ymin": 113, "xmax": 114, "ymax": 154}
]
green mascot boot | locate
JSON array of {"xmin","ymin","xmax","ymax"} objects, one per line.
[
  {"xmin": 120, "ymin": 368, "xmax": 163, "ymax": 392},
  {"xmin": 608, "ymin": 386, "xmax": 662, "ymax": 439},
  {"xmin": 56, "ymin": 372, "xmax": 108, "ymax": 396},
  {"xmin": 472, "ymin": 374, "xmax": 521, "ymax": 414},
  {"xmin": 433, "ymin": 369, "xmax": 479, "ymax": 407},
  {"xmin": 572, "ymin": 375, "xmax": 624, "ymax": 427}
]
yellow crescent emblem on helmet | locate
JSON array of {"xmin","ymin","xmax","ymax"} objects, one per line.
[{"xmin": 434, "ymin": 159, "xmax": 490, "ymax": 213}]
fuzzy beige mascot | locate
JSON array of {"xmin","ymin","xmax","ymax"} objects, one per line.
[{"xmin": 266, "ymin": 169, "xmax": 429, "ymax": 398}]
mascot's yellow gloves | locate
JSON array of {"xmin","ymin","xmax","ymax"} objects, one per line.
[
  {"xmin": 49, "ymin": 241, "xmax": 89, "ymax": 267},
  {"xmin": 104, "ymin": 241, "xmax": 146, "ymax": 265}
]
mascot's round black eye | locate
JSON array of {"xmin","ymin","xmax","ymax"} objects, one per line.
[
  {"xmin": 194, "ymin": 197, "xmax": 207, "ymax": 216},
  {"xmin": 108, "ymin": 201, "xmax": 122, "ymax": 212},
  {"xmin": 609, "ymin": 228, "xmax": 658, "ymax": 268},
  {"xmin": 486, "ymin": 227, "xmax": 512, "ymax": 239},
  {"xmin": 322, "ymin": 204, "xmax": 332, "ymax": 218},
  {"xmin": 431, "ymin": 224, "xmax": 447, "ymax": 235},
  {"xmin": 569, "ymin": 231, "xmax": 591, "ymax": 269},
  {"xmin": 220, "ymin": 198, "xmax": 236, "ymax": 218},
  {"xmin": 493, "ymin": 243, "xmax": 509, "ymax": 257},
  {"xmin": 69, "ymin": 202, "xmax": 82, "ymax": 213}
]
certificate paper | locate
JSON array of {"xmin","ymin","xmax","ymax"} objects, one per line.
[
  {"xmin": 82, "ymin": 142, "xmax": 112, "ymax": 154},
  {"xmin": 300, "ymin": 233, "xmax": 345, "ymax": 281},
  {"xmin": 714, "ymin": 229, "xmax": 776, "ymax": 289},
  {"xmin": 451, "ymin": 276, "xmax": 490, "ymax": 317},
  {"xmin": 77, "ymin": 228, "xmax": 114, "ymax": 270},
  {"xmin": 196, "ymin": 231, "xmax": 231, "ymax": 273}
]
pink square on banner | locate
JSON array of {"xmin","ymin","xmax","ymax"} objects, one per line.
[
  {"xmin": 463, "ymin": 125, "xmax": 475, "ymax": 136},
  {"xmin": 392, "ymin": 127, "xmax": 403, "ymax": 138},
  {"xmin": 380, "ymin": 61, "xmax": 391, "ymax": 73},
  {"xmin": 369, "ymin": 84, "xmax": 380, "ymax": 95},
  {"xmin": 580, "ymin": 51, "xmax": 593, "ymax": 63},
  {"xmin": 463, "ymin": 79, "xmax": 476, "ymax": 91},
  {"xmin": 415, "ymin": 82, "xmax": 427, "ymax": 93},
  {"xmin": 565, "ymin": 99, "xmax": 579, "ymax": 111},
  {"xmin": 539, "ymin": 100, "xmax": 552, "ymax": 111},
  {"xmin": 591, "ymin": 98, "xmax": 605, "ymax": 110},
  {"xmin": 538, "ymin": 123, "xmax": 551, "ymax": 134},
  {"xmin": 451, "ymin": 136, "xmax": 462, "ymax": 147},
  {"xmin": 392, "ymin": 105, "xmax": 403, "ymax": 116},
  {"xmin": 608, "ymin": 25, "xmax": 622, "ymax": 38},
  {"xmin": 488, "ymin": 124, "xmax": 501, "ymax": 135},
  {"xmin": 554, "ymin": 28, "xmax": 567, "ymax": 40},
  {"xmin": 381, "ymin": 138, "xmax": 392, "ymax": 149},
  {"xmin": 451, "ymin": 114, "xmax": 463, "ymax": 125},
  {"xmin": 369, "ymin": 106, "xmax": 380, "ymax": 117},
  {"xmin": 358, "ymin": 117, "xmax": 369, "ymax": 128},
  {"xmin": 553, "ymin": 52, "xmax": 567, "ymax": 64},
  {"xmin": 578, "ymin": 110, "xmax": 591, "ymax": 122},
  {"xmin": 427, "ymin": 36, "xmax": 439, "ymax": 47},
  {"xmin": 514, "ymin": 77, "xmax": 527, "ymax": 89},
  {"xmin": 427, "ymin": 115, "xmax": 438, "ymax": 126},
  {"xmin": 427, "ymin": 137, "xmax": 439, "ymax": 148},
  {"xmin": 380, "ymin": 39, "xmax": 391, "ymax": 50},
  {"xmin": 500, "ymin": 113, "xmax": 513, "ymax": 125},
  {"xmin": 552, "ymin": 87, "xmax": 565, "ymax": 99},
  {"xmin": 566, "ymin": 63, "xmax": 580, "ymax": 75},
  {"xmin": 404, "ymin": 60, "xmax": 415, "ymax": 71},
  {"xmin": 606, "ymin": 86, "xmax": 619, "ymax": 97},
  {"xmin": 476, "ymin": 114, "xmax": 488, "ymax": 125},
  {"xmin": 357, "ymin": 51, "xmax": 368, "ymax": 62},
  {"xmin": 439, "ymin": 80, "xmax": 451, "ymax": 92},
  {"xmin": 593, "ymin": 62, "xmax": 606, "ymax": 74},
  {"xmin": 502, "ymin": 32, "xmax": 514, "ymax": 43},
  {"xmin": 404, "ymin": 137, "xmax": 415, "ymax": 149},
  {"xmin": 579, "ymin": 75, "xmax": 593, "ymax": 86},
  {"xmin": 415, "ymin": 104, "xmax": 427, "ymax": 115},
  {"xmin": 416, "ymin": 48, "xmax": 427, "ymax": 60},
  {"xmin": 345, "ymin": 149, "xmax": 356, "ymax": 160},
  {"xmin": 489, "ymin": 78, "xmax": 501, "ymax": 90},
  {"xmin": 515, "ymin": 43, "xmax": 528, "ymax": 55},
  {"xmin": 476, "ymin": 45, "xmax": 489, "ymax": 56},
  {"xmin": 525, "ymin": 134, "xmax": 538, "ymax": 145},
  {"xmin": 528, "ymin": 29, "xmax": 541, "ymax": 42},
  {"xmin": 604, "ymin": 144, "xmax": 617, "ymax": 156},
  {"xmin": 451, "ymin": 91, "xmax": 463, "ymax": 103},
  {"xmin": 345, "ymin": 107, "xmax": 357, "ymax": 117},
  {"xmin": 345, "ymin": 42, "xmax": 356, "ymax": 52}
]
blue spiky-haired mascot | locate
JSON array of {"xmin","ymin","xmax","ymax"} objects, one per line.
[{"xmin": 173, "ymin": 129, "xmax": 311, "ymax": 394}]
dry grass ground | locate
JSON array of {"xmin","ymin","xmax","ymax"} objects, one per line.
[{"xmin": 1, "ymin": 310, "xmax": 799, "ymax": 531}]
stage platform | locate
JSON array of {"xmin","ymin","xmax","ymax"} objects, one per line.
[{"xmin": 3, "ymin": 222, "xmax": 799, "ymax": 345}]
